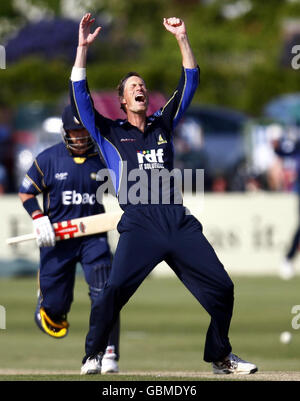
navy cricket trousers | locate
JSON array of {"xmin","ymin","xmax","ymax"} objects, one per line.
[
  {"xmin": 84, "ymin": 205, "xmax": 234, "ymax": 363},
  {"xmin": 39, "ymin": 234, "xmax": 120, "ymax": 357}
]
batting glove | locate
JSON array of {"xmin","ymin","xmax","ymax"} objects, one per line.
[{"xmin": 32, "ymin": 214, "xmax": 56, "ymax": 247}]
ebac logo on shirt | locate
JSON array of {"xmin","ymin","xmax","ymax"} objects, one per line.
[
  {"xmin": 137, "ymin": 149, "xmax": 164, "ymax": 170},
  {"xmin": 62, "ymin": 190, "xmax": 96, "ymax": 205}
]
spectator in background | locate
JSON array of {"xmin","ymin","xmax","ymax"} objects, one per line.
[
  {"xmin": 0, "ymin": 106, "xmax": 13, "ymax": 193},
  {"xmin": 274, "ymin": 128, "xmax": 300, "ymax": 279},
  {"xmin": 248, "ymin": 123, "xmax": 285, "ymax": 192},
  {"xmin": 174, "ymin": 118, "xmax": 212, "ymax": 191},
  {"xmin": 212, "ymin": 174, "xmax": 227, "ymax": 192},
  {"xmin": 0, "ymin": 164, "xmax": 7, "ymax": 194}
]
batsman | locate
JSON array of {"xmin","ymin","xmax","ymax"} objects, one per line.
[{"xmin": 18, "ymin": 105, "xmax": 120, "ymax": 374}]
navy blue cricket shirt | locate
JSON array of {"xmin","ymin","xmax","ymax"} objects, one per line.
[
  {"xmin": 19, "ymin": 142, "xmax": 105, "ymax": 222},
  {"xmin": 70, "ymin": 67, "xmax": 199, "ymax": 209}
]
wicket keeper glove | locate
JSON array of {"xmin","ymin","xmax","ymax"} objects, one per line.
[{"xmin": 32, "ymin": 214, "xmax": 56, "ymax": 247}]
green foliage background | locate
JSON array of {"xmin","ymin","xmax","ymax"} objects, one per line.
[{"xmin": 1, "ymin": 0, "xmax": 300, "ymax": 115}]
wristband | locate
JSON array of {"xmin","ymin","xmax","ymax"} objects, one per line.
[
  {"xmin": 71, "ymin": 67, "xmax": 86, "ymax": 81},
  {"xmin": 23, "ymin": 197, "xmax": 41, "ymax": 217},
  {"xmin": 32, "ymin": 213, "xmax": 44, "ymax": 220}
]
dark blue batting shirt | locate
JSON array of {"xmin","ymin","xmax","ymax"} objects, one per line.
[
  {"xmin": 70, "ymin": 67, "xmax": 199, "ymax": 209},
  {"xmin": 19, "ymin": 142, "xmax": 105, "ymax": 223}
]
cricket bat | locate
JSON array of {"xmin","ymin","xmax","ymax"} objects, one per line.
[{"xmin": 6, "ymin": 210, "xmax": 124, "ymax": 245}]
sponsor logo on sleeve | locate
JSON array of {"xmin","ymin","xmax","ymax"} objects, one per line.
[
  {"xmin": 21, "ymin": 176, "xmax": 32, "ymax": 190},
  {"xmin": 55, "ymin": 172, "xmax": 68, "ymax": 180}
]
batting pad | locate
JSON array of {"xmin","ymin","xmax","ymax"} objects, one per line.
[{"xmin": 37, "ymin": 307, "xmax": 69, "ymax": 339}]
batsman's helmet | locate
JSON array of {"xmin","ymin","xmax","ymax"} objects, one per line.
[{"xmin": 61, "ymin": 105, "xmax": 94, "ymax": 152}]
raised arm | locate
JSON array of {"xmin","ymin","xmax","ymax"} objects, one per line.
[
  {"xmin": 163, "ymin": 17, "xmax": 197, "ymax": 69},
  {"xmin": 158, "ymin": 18, "xmax": 199, "ymax": 130},
  {"xmin": 74, "ymin": 13, "xmax": 101, "ymax": 69},
  {"xmin": 70, "ymin": 14, "xmax": 122, "ymax": 196},
  {"xmin": 70, "ymin": 13, "xmax": 104, "ymax": 145}
]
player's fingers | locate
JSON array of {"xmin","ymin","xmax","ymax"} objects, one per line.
[
  {"xmin": 82, "ymin": 13, "xmax": 93, "ymax": 25},
  {"xmin": 173, "ymin": 18, "xmax": 182, "ymax": 26},
  {"xmin": 165, "ymin": 17, "xmax": 182, "ymax": 27},
  {"xmin": 80, "ymin": 13, "xmax": 91, "ymax": 27},
  {"xmin": 91, "ymin": 26, "xmax": 102, "ymax": 39},
  {"xmin": 163, "ymin": 17, "xmax": 173, "ymax": 28}
]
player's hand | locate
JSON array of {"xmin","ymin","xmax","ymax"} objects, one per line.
[
  {"xmin": 78, "ymin": 13, "xmax": 101, "ymax": 47},
  {"xmin": 33, "ymin": 215, "xmax": 56, "ymax": 247},
  {"xmin": 163, "ymin": 17, "xmax": 187, "ymax": 38}
]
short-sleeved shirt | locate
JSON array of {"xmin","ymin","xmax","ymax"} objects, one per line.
[{"xmin": 19, "ymin": 142, "xmax": 105, "ymax": 223}]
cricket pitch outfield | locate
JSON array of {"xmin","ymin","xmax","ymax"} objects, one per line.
[{"xmin": 0, "ymin": 275, "xmax": 300, "ymax": 381}]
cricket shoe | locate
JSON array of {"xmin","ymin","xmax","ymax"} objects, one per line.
[
  {"xmin": 279, "ymin": 258, "xmax": 295, "ymax": 280},
  {"xmin": 212, "ymin": 353, "xmax": 258, "ymax": 375},
  {"xmin": 34, "ymin": 296, "xmax": 69, "ymax": 339},
  {"xmin": 81, "ymin": 355, "xmax": 102, "ymax": 375},
  {"xmin": 101, "ymin": 347, "xmax": 119, "ymax": 374}
]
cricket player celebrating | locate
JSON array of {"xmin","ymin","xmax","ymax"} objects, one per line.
[
  {"xmin": 70, "ymin": 13, "xmax": 257, "ymax": 375},
  {"xmin": 18, "ymin": 105, "xmax": 120, "ymax": 374}
]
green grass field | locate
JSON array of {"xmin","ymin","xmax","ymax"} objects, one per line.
[{"xmin": 1, "ymin": 274, "xmax": 300, "ymax": 381}]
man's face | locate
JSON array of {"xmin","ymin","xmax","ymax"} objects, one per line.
[
  {"xmin": 121, "ymin": 76, "xmax": 149, "ymax": 114},
  {"xmin": 67, "ymin": 128, "xmax": 91, "ymax": 155}
]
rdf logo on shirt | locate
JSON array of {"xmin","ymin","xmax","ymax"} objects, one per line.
[{"xmin": 137, "ymin": 149, "xmax": 164, "ymax": 170}]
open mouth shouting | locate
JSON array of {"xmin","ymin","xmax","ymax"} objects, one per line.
[
  {"xmin": 122, "ymin": 75, "xmax": 149, "ymax": 113},
  {"xmin": 135, "ymin": 92, "xmax": 146, "ymax": 105}
]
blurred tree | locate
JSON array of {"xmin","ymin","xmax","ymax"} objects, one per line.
[
  {"xmin": 6, "ymin": 18, "xmax": 79, "ymax": 63},
  {"xmin": 0, "ymin": 2, "xmax": 19, "ymax": 17},
  {"xmin": 0, "ymin": 0, "xmax": 300, "ymax": 115},
  {"xmin": 5, "ymin": 17, "xmax": 110, "ymax": 64},
  {"xmin": 30, "ymin": 0, "xmax": 60, "ymax": 15}
]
